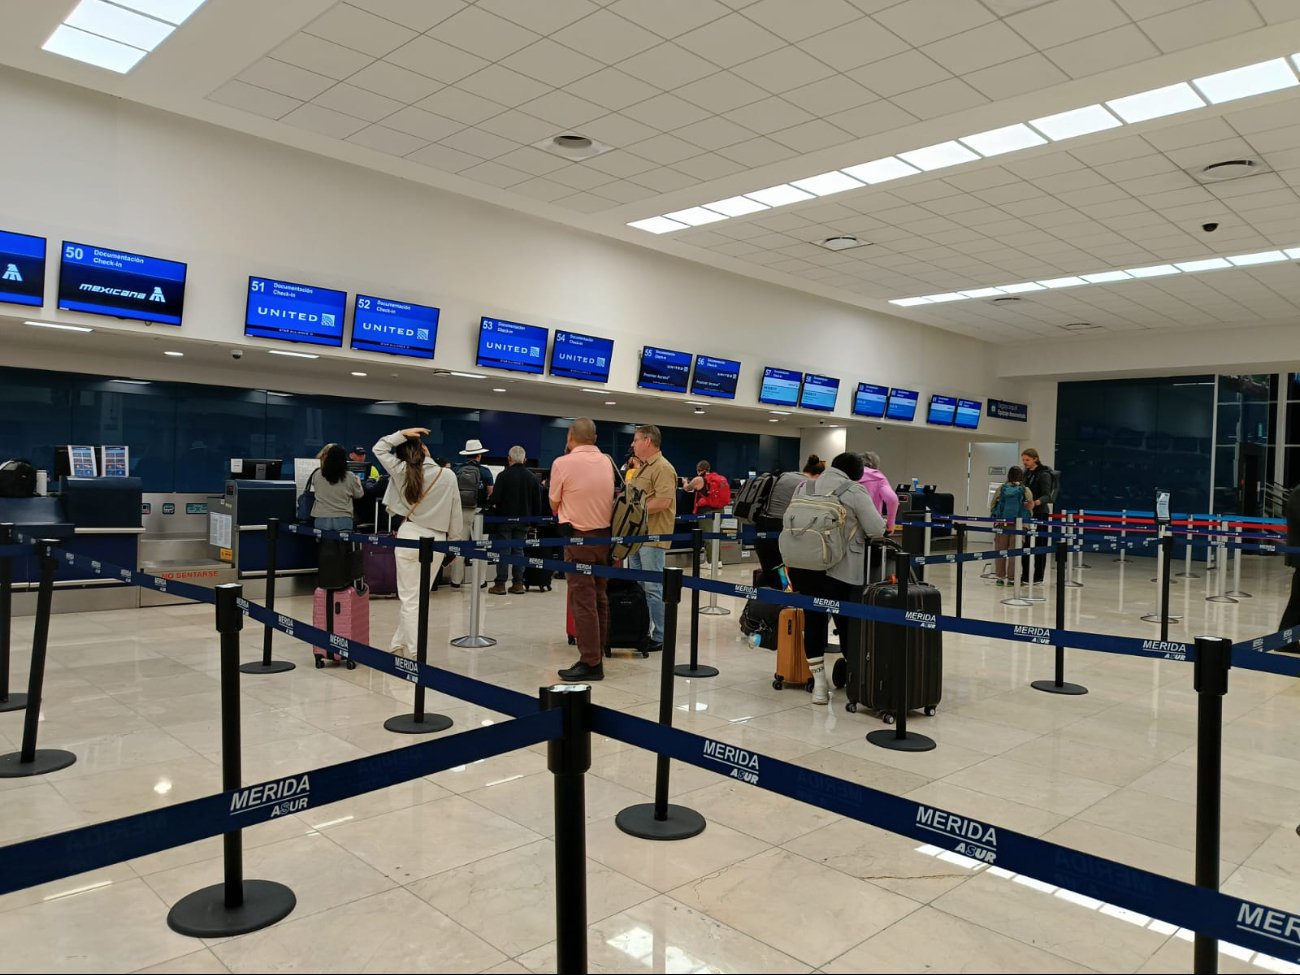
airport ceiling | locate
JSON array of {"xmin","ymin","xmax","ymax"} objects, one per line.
[{"xmin": 6, "ymin": 0, "xmax": 1300, "ymax": 344}]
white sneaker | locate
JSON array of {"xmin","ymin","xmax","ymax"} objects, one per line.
[{"xmin": 809, "ymin": 658, "xmax": 829, "ymax": 706}]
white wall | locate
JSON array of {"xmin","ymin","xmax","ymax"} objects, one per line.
[
  {"xmin": 797, "ymin": 426, "xmax": 847, "ymax": 471},
  {"xmin": 0, "ymin": 67, "xmax": 1035, "ymax": 438}
]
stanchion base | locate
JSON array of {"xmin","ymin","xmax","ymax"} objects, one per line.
[
  {"xmin": 867, "ymin": 729, "xmax": 936, "ymax": 752},
  {"xmin": 1140, "ymin": 613, "xmax": 1184, "ymax": 623},
  {"xmin": 1147, "ymin": 578, "xmax": 1179, "ymax": 585},
  {"xmin": 167, "ymin": 879, "xmax": 296, "ymax": 938},
  {"xmin": 615, "ymin": 803, "xmax": 706, "ymax": 841},
  {"xmin": 1205, "ymin": 595, "xmax": 1238, "ymax": 603},
  {"xmin": 1031, "ymin": 679, "xmax": 1088, "ymax": 696},
  {"xmin": 673, "ymin": 664, "xmax": 719, "ymax": 679},
  {"xmin": 697, "ymin": 607, "xmax": 731, "ymax": 616},
  {"xmin": 384, "ymin": 712, "xmax": 453, "ymax": 735},
  {"xmin": 1000, "ymin": 597, "xmax": 1033, "ymax": 607},
  {"xmin": 239, "ymin": 660, "xmax": 295, "ymax": 675},
  {"xmin": 1175, "ymin": 573, "xmax": 1200, "ymax": 579},
  {"xmin": 1225, "ymin": 591, "xmax": 1253, "ymax": 598},
  {"xmin": 0, "ymin": 748, "xmax": 76, "ymax": 777},
  {"xmin": 0, "ymin": 694, "xmax": 28, "ymax": 713},
  {"xmin": 450, "ymin": 636, "xmax": 498, "ymax": 648},
  {"xmin": 1025, "ymin": 594, "xmax": 1046, "ymax": 603},
  {"xmin": 1065, "ymin": 581, "xmax": 1084, "ymax": 589},
  {"xmin": 1079, "ymin": 562, "xmax": 1092, "ymax": 569}
]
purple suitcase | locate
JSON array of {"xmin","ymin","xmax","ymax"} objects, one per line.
[{"xmin": 362, "ymin": 538, "xmax": 398, "ymax": 598}]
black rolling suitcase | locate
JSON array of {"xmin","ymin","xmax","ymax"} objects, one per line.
[
  {"xmin": 842, "ymin": 579, "xmax": 942, "ymax": 723},
  {"xmin": 604, "ymin": 577, "xmax": 651, "ymax": 657}
]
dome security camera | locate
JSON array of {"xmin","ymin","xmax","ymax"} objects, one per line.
[
  {"xmin": 1202, "ymin": 222, "xmax": 1219, "ymax": 232},
  {"xmin": 230, "ymin": 349, "xmax": 243, "ymax": 359}
]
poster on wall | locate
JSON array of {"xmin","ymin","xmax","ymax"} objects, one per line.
[
  {"xmin": 101, "ymin": 445, "xmax": 129, "ymax": 477},
  {"xmin": 68, "ymin": 445, "xmax": 97, "ymax": 478}
]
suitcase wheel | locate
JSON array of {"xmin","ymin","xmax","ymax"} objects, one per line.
[
  {"xmin": 346, "ymin": 660, "xmax": 357, "ymax": 670},
  {"xmin": 924, "ymin": 706, "xmax": 936, "ymax": 717},
  {"xmin": 804, "ymin": 678, "xmax": 814, "ymax": 693},
  {"xmin": 845, "ymin": 701, "xmax": 857, "ymax": 713},
  {"xmin": 603, "ymin": 646, "xmax": 612, "ymax": 657},
  {"xmin": 881, "ymin": 712, "xmax": 895, "ymax": 725},
  {"xmin": 772, "ymin": 677, "xmax": 783, "ymax": 690},
  {"xmin": 832, "ymin": 658, "xmax": 846, "ymax": 689},
  {"xmin": 639, "ymin": 650, "xmax": 650, "ymax": 658},
  {"xmin": 315, "ymin": 657, "xmax": 324, "ymax": 669},
  {"xmin": 568, "ymin": 636, "xmax": 576, "ymax": 646}
]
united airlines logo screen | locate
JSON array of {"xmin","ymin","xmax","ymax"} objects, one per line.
[
  {"xmin": 955, "ymin": 398, "xmax": 982, "ymax": 429},
  {"xmin": 57, "ymin": 241, "xmax": 186, "ymax": 325},
  {"xmin": 637, "ymin": 346, "xmax": 692, "ymax": 393},
  {"xmin": 351, "ymin": 294, "xmax": 439, "ymax": 359},
  {"xmin": 477, "ymin": 317, "xmax": 548, "ymax": 374},
  {"xmin": 887, "ymin": 387, "xmax": 919, "ymax": 421},
  {"xmin": 799, "ymin": 374, "xmax": 840, "ymax": 412},
  {"xmin": 550, "ymin": 329, "xmax": 614, "ymax": 383},
  {"xmin": 0, "ymin": 230, "xmax": 45, "ymax": 308},
  {"xmin": 853, "ymin": 383, "xmax": 888, "ymax": 418},
  {"xmin": 244, "ymin": 276, "xmax": 346, "ymax": 347},
  {"xmin": 927, "ymin": 394, "xmax": 957, "ymax": 426},
  {"xmin": 759, "ymin": 367, "xmax": 801, "ymax": 407},
  {"xmin": 690, "ymin": 355, "xmax": 741, "ymax": 400}
]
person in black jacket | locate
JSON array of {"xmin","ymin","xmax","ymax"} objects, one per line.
[
  {"xmin": 488, "ymin": 445, "xmax": 541, "ymax": 594},
  {"xmin": 1278, "ymin": 486, "xmax": 1300, "ymax": 651},
  {"xmin": 1019, "ymin": 447, "xmax": 1058, "ymax": 585}
]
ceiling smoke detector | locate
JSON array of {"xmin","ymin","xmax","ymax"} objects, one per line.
[
  {"xmin": 537, "ymin": 132, "xmax": 613, "ymax": 161},
  {"xmin": 818, "ymin": 235, "xmax": 868, "ymax": 251},
  {"xmin": 1195, "ymin": 159, "xmax": 1264, "ymax": 182},
  {"xmin": 1059, "ymin": 321, "xmax": 1102, "ymax": 332}
]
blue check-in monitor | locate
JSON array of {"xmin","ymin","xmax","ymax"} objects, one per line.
[
  {"xmin": 245, "ymin": 276, "xmax": 346, "ymax": 347},
  {"xmin": 351, "ymin": 294, "xmax": 439, "ymax": 359},
  {"xmin": 477, "ymin": 316, "xmax": 548, "ymax": 374},
  {"xmin": 0, "ymin": 230, "xmax": 45, "ymax": 308}
]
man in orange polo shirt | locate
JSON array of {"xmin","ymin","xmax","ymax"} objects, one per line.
[{"xmin": 550, "ymin": 417, "xmax": 614, "ymax": 681}]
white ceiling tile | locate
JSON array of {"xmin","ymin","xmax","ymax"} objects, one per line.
[
  {"xmin": 432, "ymin": 6, "xmax": 540, "ymax": 60},
  {"xmin": 384, "ymin": 105, "xmax": 466, "ymax": 141},
  {"xmin": 732, "ymin": 47, "xmax": 837, "ymax": 94},
  {"xmin": 313, "ymin": 83, "xmax": 405, "ymax": 122},
  {"xmin": 1003, "ymin": 0, "xmax": 1130, "ymax": 47},
  {"xmin": 349, "ymin": 61, "xmax": 443, "ymax": 103},
  {"xmin": 827, "ymin": 99, "xmax": 917, "ymax": 137},
  {"xmin": 722, "ymin": 95, "xmax": 814, "ymax": 134},
  {"xmin": 456, "ymin": 65, "xmax": 551, "ymax": 107},
  {"xmin": 890, "ymin": 78, "xmax": 988, "ymax": 119},
  {"xmin": 610, "ymin": 0, "xmax": 732, "ymax": 38},
  {"xmin": 577, "ymin": 112, "xmax": 659, "ymax": 145},
  {"xmin": 551, "ymin": 9, "xmax": 662, "ymax": 63},
  {"xmin": 350, "ymin": 0, "xmax": 466, "ymax": 31},
  {"xmin": 1229, "ymin": 100, "xmax": 1300, "ymax": 137},
  {"xmin": 715, "ymin": 135, "xmax": 799, "ymax": 166},
  {"xmin": 478, "ymin": 0, "xmax": 597, "ymax": 34},
  {"xmin": 1046, "ymin": 24, "xmax": 1159, "ymax": 78},
  {"xmin": 477, "ymin": 109, "xmax": 557, "ymax": 143},
  {"xmin": 782, "ymin": 75, "xmax": 876, "ymax": 115},
  {"xmin": 1033, "ymin": 169, "xmax": 1111, "ymax": 194},
  {"xmin": 675, "ymin": 14, "xmax": 786, "ymax": 68},
  {"xmin": 459, "ymin": 160, "xmax": 532, "ymax": 187},
  {"xmin": 416, "ymin": 87, "xmax": 507, "ymax": 124},
  {"xmin": 675, "ymin": 71, "xmax": 769, "ymax": 113},
  {"xmin": 873, "ymin": 0, "xmax": 996, "ymax": 44},
  {"xmin": 673, "ymin": 152, "xmax": 749, "ymax": 179},
  {"xmin": 1003, "ymin": 152, "xmax": 1089, "ymax": 179},
  {"xmin": 921, "ymin": 21, "xmax": 1035, "ymax": 75},
  {"xmin": 577, "ymin": 149, "xmax": 655, "ymax": 177},
  {"xmin": 1068, "ymin": 136, "xmax": 1156, "ymax": 166},
  {"xmin": 744, "ymin": 0, "xmax": 863, "ymax": 42},
  {"xmin": 796, "ymin": 17, "xmax": 909, "ymax": 72},
  {"xmin": 849, "ymin": 50, "xmax": 951, "ymax": 98},
  {"xmin": 502, "ymin": 39, "xmax": 604, "ymax": 88},
  {"xmin": 1144, "ymin": 186, "xmax": 1217, "ymax": 208},
  {"xmin": 1246, "ymin": 123, "xmax": 1300, "ymax": 153},
  {"xmin": 1143, "ymin": 116, "xmax": 1240, "ymax": 150},
  {"xmin": 282, "ymin": 103, "xmax": 370, "ymax": 139},
  {"xmin": 618, "ymin": 42, "xmax": 719, "ymax": 88},
  {"xmin": 630, "ymin": 166, "xmax": 702, "ymax": 192},
  {"xmin": 590, "ymin": 179, "xmax": 655, "ymax": 203},
  {"xmin": 1161, "ymin": 137, "xmax": 1257, "ymax": 168},
  {"xmin": 238, "ymin": 58, "xmax": 334, "ymax": 101},
  {"xmin": 510, "ymin": 176, "xmax": 578, "ymax": 201},
  {"xmin": 674, "ymin": 116, "xmax": 755, "ymax": 150},
  {"xmin": 565, "ymin": 67, "xmax": 660, "ymax": 111},
  {"xmin": 272, "ymin": 33, "xmax": 374, "ymax": 81},
  {"xmin": 621, "ymin": 92, "xmax": 712, "ymax": 129},
  {"xmin": 1138, "ymin": 0, "xmax": 1263, "ymax": 53},
  {"xmin": 492, "ymin": 145, "xmax": 569, "ymax": 175},
  {"xmin": 548, "ymin": 164, "xmax": 618, "ymax": 189},
  {"xmin": 407, "ymin": 142, "xmax": 484, "ymax": 171},
  {"xmin": 945, "ymin": 166, "xmax": 1021, "ymax": 191},
  {"xmin": 964, "ymin": 52, "xmax": 1071, "ymax": 100},
  {"xmin": 207, "ymin": 80, "xmax": 301, "ymax": 120},
  {"xmin": 768, "ymin": 118, "xmax": 855, "ymax": 152},
  {"xmin": 345, "ymin": 123, "xmax": 428, "ymax": 156},
  {"xmin": 306, "ymin": 4, "xmax": 418, "ymax": 57},
  {"xmin": 386, "ymin": 35, "xmax": 490, "ymax": 84},
  {"xmin": 972, "ymin": 182, "xmax": 1049, "ymax": 205},
  {"xmin": 1057, "ymin": 184, "xmax": 1132, "ymax": 207},
  {"xmin": 1252, "ymin": 0, "xmax": 1300, "ymax": 23}
]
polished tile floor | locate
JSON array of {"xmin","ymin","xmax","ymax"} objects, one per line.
[{"xmin": 2, "ymin": 548, "xmax": 1299, "ymax": 973}]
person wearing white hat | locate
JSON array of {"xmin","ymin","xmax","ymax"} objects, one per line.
[{"xmin": 448, "ymin": 438, "xmax": 494, "ymax": 588}]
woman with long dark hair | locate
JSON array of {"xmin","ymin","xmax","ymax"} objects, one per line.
[
  {"xmin": 373, "ymin": 427, "xmax": 462, "ymax": 657},
  {"xmin": 311, "ymin": 443, "xmax": 363, "ymax": 532}
]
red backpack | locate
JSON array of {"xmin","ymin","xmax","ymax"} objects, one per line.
[{"xmin": 696, "ymin": 471, "xmax": 732, "ymax": 512}]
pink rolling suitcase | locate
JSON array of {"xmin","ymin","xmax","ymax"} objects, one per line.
[{"xmin": 312, "ymin": 585, "xmax": 367, "ymax": 669}]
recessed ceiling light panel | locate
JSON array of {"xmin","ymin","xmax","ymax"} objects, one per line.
[
  {"xmin": 897, "ymin": 141, "xmax": 980, "ymax": 171},
  {"xmin": 702, "ymin": 196, "xmax": 768, "ymax": 217},
  {"xmin": 1194, "ymin": 58, "xmax": 1297, "ymax": 104},
  {"xmin": 1106, "ymin": 82, "xmax": 1204, "ymax": 123},
  {"xmin": 841, "ymin": 157, "xmax": 919, "ymax": 184},
  {"xmin": 744, "ymin": 184, "xmax": 815, "ymax": 207},
  {"xmin": 662, "ymin": 206, "xmax": 727, "ymax": 226},
  {"xmin": 1028, "ymin": 104, "xmax": 1121, "ymax": 141},
  {"xmin": 790, "ymin": 171, "xmax": 864, "ymax": 196},
  {"xmin": 959, "ymin": 123, "xmax": 1045, "ymax": 157},
  {"xmin": 627, "ymin": 217, "xmax": 686, "ymax": 234}
]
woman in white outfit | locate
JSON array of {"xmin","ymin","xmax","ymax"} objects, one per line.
[{"xmin": 373, "ymin": 428, "xmax": 463, "ymax": 657}]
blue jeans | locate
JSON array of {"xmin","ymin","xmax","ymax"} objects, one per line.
[
  {"xmin": 629, "ymin": 545, "xmax": 666, "ymax": 644},
  {"xmin": 315, "ymin": 516, "xmax": 353, "ymax": 532},
  {"xmin": 493, "ymin": 524, "xmax": 527, "ymax": 585}
]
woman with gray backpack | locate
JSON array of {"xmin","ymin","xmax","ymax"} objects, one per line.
[{"xmin": 779, "ymin": 452, "xmax": 885, "ymax": 705}]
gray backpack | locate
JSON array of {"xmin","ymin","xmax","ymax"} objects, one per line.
[{"xmin": 778, "ymin": 481, "xmax": 858, "ymax": 571}]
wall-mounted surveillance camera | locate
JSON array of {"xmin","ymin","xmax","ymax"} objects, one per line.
[
  {"xmin": 230, "ymin": 349, "xmax": 243, "ymax": 360},
  {"xmin": 1202, "ymin": 222, "xmax": 1219, "ymax": 232}
]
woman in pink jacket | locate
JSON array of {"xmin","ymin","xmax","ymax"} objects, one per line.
[{"xmin": 858, "ymin": 451, "xmax": 899, "ymax": 532}]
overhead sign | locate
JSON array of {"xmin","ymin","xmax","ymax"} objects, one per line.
[{"xmin": 987, "ymin": 398, "xmax": 1028, "ymax": 422}]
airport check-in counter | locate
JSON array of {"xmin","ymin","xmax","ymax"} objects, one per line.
[{"xmin": 208, "ymin": 479, "xmax": 316, "ymax": 584}]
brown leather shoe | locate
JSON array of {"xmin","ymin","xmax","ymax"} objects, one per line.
[
  {"xmin": 488, "ymin": 584, "xmax": 507, "ymax": 595},
  {"xmin": 508, "ymin": 584, "xmax": 526, "ymax": 594}
]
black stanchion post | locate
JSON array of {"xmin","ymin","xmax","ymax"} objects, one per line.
[
  {"xmin": 241, "ymin": 517, "xmax": 294, "ymax": 675},
  {"xmin": 168, "ymin": 584, "xmax": 296, "ymax": 937},
  {"xmin": 542, "ymin": 682, "xmax": 592, "ymax": 975},
  {"xmin": 955, "ymin": 523, "xmax": 965, "ymax": 619},
  {"xmin": 386, "ymin": 537, "xmax": 453, "ymax": 735},
  {"xmin": 618, "ymin": 567, "xmax": 707, "ymax": 839},
  {"xmin": 1161, "ymin": 533, "xmax": 1174, "ymax": 643},
  {"xmin": 677, "ymin": 530, "xmax": 718, "ymax": 678},
  {"xmin": 868, "ymin": 553, "xmax": 934, "ymax": 752},
  {"xmin": 1032, "ymin": 542, "xmax": 1087, "ymax": 696},
  {"xmin": 0, "ymin": 539, "xmax": 74, "ymax": 776},
  {"xmin": 0, "ymin": 523, "xmax": 26, "ymax": 713},
  {"xmin": 1193, "ymin": 635, "xmax": 1231, "ymax": 975}
]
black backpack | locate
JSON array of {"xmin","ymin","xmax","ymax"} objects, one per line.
[
  {"xmin": 0, "ymin": 459, "xmax": 37, "ymax": 498},
  {"xmin": 457, "ymin": 462, "xmax": 486, "ymax": 508},
  {"xmin": 733, "ymin": 472, "xmax": 776, "ymax": 522}
]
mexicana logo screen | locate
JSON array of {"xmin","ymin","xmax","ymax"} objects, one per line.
[
  {"xmin": 244, "ymin": 276, "xmax": 347, "ymax": 347},
  {"xmin": 351, "ymin": 294, "xmax": 439, "ymax": 359},
  {"xmin": 0, "ymin": 229, "xmax": 45, "ymax": 308},
  {"xmin": 690, "ymin": 354, "xmax": 741, "ymax": 399},
  {"xmin": 476, "ymin": 316, "xmax": 548, "ymax": 374},
  {"xmin": 550, "ymin": 329, "xmax": 614, "ymax": 383},
  {"xmin": 57, "ymin": 241, "xmax": 186, "ymax": 325},
  {"xmin": 637, "ymin": 345, "xmax": 692, "ymax": 393}
]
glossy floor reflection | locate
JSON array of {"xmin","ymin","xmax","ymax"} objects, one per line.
[{"xmin": 1, "ymin": 551, "xmax": 1299, "ymax": 973}]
